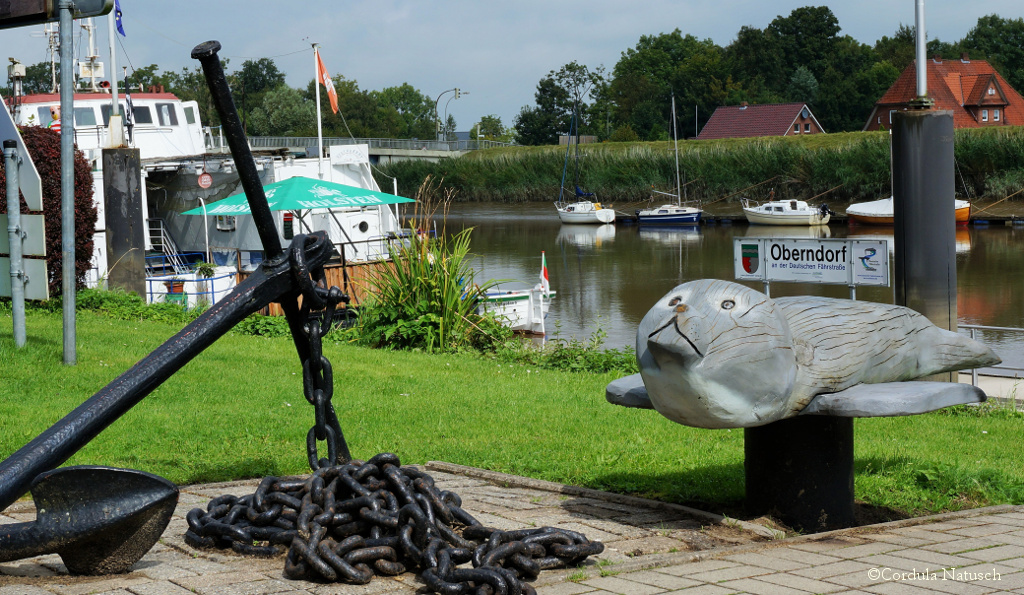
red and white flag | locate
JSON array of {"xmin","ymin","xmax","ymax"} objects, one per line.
[
  {"xmin": 539, "ymin": 251, "xmax": 550, "ymax": 297},
  {"xmin": 316, "ymin": 49, "xmax": 339, "ymax": 114}
]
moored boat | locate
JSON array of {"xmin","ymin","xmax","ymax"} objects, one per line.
[
  {"xmin": 846, "ymin": 196, "xmax": 971, "ymax": 226},
  {"xmin": 478, "ymin": 252, "xmax": 555, "ymax": 335},
  {"xmin": 556, "ymin": 197, "xmax": 616, "ymax": 224},
  {"xmin": 637, "ymin": 95, "xmax": 702, "ymax": 226},
  {"xmin": 742, "ymin": 198, "xmax": 831, "ymax": 226}
]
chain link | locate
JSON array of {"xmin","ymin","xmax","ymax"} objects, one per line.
[
  {"xmin": 289, "ymin": 234, "xmax": 350, "ymax": 469},
  {"xmin": 184, "ymin": 454, "xmax": 604, "ymax": 592}
]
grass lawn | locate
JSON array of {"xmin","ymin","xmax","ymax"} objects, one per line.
[{"xmin": 2, "ymin": 309, "xmax": 1022, "ymax": 518}]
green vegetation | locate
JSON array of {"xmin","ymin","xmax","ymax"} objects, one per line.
[
  {"xmin": 1, "ymin": 307, "xmax": 1022, "ymax": 519},
  {"xmin": 377, "ymin": 126, "xmax": 1024, "ymax": 204}
]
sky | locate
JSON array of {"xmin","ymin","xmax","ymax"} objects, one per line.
[{"xmin": 2, "ymin": 1, "xmax": 1022, "ymax": 133}]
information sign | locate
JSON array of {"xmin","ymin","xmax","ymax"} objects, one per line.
[
  {"xmin": 0, "ymin": 257, "xmax": 49, "ymax": 300},
  {"xmin": 734, "ymin": 237, "xmax": 889, "ymax": 287}
]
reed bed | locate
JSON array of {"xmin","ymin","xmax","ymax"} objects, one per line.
[{"xmin": 377, "ymin": 127, "xmax": 1024, "ymax": 205}]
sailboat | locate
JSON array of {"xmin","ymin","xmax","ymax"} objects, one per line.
[
  {"xmin": 555, "ymin": 108, "xmax": 615, "ymax": 224},
  {"xmin": 636, "ymin": 95, "xmax": 702, "ymax": 226}
]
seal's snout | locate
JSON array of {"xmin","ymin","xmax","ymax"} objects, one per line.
[{"xmin": 648, "ymin": 314, "xmax": 704, "ymax": 359}]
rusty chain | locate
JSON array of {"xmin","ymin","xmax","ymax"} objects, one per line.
[
  {"xmin": 288, "ymin": 235, "xmax": 351, "ymax": 469},
  {"xmin": 184, "ymin": 454, "xmax": 604, "ymax": 593}
]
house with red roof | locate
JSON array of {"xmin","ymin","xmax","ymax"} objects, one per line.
[
  {"xmin": 864, "ymin": 54, "xmax": 1024, "ymax": 131},
  {"xmin": 696, "ymin": 102, "xmax": 824, "ymax": 140}
]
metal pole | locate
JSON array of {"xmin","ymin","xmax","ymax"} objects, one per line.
[
  {"xmin": 107, "ymin": 8, "xmax": 119, "ymax": 134},
  {"xmin": 198, "ymin": 197, "xmax": 210, "ymax": 263},
  {"xmin": 915, "ymin": 0, "xmax": 927, "ymax": 99},
  {"xmin": 3, "ymin": 140, "xmax": 26, "ymax": 348},
  {"xmin": 59, "ymin": 0, "xmax": 76, "ymax": 365},
  {"xmin": 313, "ymin": 44, "xmax": 324, "ymax": 180}
]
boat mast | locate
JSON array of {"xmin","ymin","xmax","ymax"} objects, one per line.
[
  {"xmin": 672, "ymin": 94, "xmax": 681, "ymax": 205},
  {"xmin": 557, "ymin": 111, "xmax": 573, "ymax": 205}
]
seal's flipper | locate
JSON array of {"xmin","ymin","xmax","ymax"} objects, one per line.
[
  {"xmin": 606, "ymin": 374, "xmax": 655, "ymax": 409},
  {"xmin": 801, "ymin": 382, "xmax": 986, "ymax": 418}
]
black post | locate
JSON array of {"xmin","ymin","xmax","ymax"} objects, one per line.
[
  {"xmin": 744, "ymin": 416, "xmax": 855, "ymax": 532},
  {"xmin": 891, "ymin": 110, "xmax": 957, "ymax": 380}
]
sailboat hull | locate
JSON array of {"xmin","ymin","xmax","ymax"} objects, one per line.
[
  {"xmin": 637, "ymin": 205, "xmax": 702, "ymax": 225},
  {"xmin": 556, "ymin": 202, "xmax": 616, "ymax": 224}
]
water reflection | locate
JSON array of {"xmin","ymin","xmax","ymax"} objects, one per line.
[
  {"xmin": 636, "ymin": 226, "xmax": 702, "ymax": 245},
  {"xmin": 556, "ymin": 224, "xmax": 616, "ymax": 248},
  {"xmin": 741, "ymin": 225, "xmax": 832, "ymax": 239}
]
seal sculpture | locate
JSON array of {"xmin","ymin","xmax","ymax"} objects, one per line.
[{"xmin": 625, "ymin": 279, "xmax": 1001, "ymax": 429}]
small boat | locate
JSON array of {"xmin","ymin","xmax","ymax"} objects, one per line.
[
  {"xmin": 637, "ymin": 95, "xmax": 702, "ymax": 226},
  {"xmin": 846, "ymin": 196, "xmax": 972, "ymax": 226},
  {"xmin": 555, "ymin": 105, "xmax": 615, "ymax": 224},
  {"xmin": 478, "ymin": 252, "xmax": 555, "ymax": 335},
  {"xmin": 742, "ymin": 198, "xmax": 831, "ymax": 226},
  {"xmin": 556, "ymin": 196, "xmax": 616, "ymax": 224}
]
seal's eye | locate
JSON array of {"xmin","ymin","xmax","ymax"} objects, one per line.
[
  {"xmin": 721, "ymin": 300, "xmax": 735, "ymax": 310},
  {"xmin": 668, "ymin": 297, "xmax": 681, "ymax": 307}
]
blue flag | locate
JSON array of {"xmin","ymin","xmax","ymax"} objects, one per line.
[{"xmin": 115, "ymin": 0, "xmax": 126, "ymax": 36}]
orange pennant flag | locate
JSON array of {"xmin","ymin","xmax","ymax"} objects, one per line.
[{"xmin": 316, "ymin": 50, "xmax": 339, "ymax": 114}]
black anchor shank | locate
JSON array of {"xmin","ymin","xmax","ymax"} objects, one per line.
[{"xmin": 191, "ymin": 40, "xmax": 312, "ymax": 361}]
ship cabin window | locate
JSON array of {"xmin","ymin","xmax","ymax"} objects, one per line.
[
  {"xmin": 156, "ymin": 103, "xmax": 178, "ymax": 126},
  {"xmin": 74, "ymin": 107, "xmax": 97, "ymax": 126},
  {"xmin": 774, "ymin": 206, "xmax": 784, "ymax": 212},
  {"xmin": 100, "ymin": 104, "xmax": 126, "ymax": 125},
  {"xmin": 183, "ymin": 106, "xmax": 197, "ymax": 125},
  {"xmin": 132, "ymin": 105, "xmax": 153, "ymax": 124}
]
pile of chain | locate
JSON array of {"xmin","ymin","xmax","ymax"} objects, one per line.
[{"xmin": 184, "ymin": 453, "xmax": 603, "ymax": 594}]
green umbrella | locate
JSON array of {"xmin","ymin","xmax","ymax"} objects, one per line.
[{"xmin": 182, "ymin": 176, "xmax": 415, "ymax": 215}]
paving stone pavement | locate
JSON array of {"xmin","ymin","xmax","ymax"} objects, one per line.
[{"xmin": 2, "ymin": 465, "xmax": 1023, "ymax": 595}]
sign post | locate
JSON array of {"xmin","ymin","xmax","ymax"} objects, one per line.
[{"xmin": 734, "ymin": 237, "xmax": 889, "ymax": 297}]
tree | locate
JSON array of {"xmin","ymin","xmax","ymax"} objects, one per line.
[
  {"xmin": 874, "ymin": 24, "xmax": 916, "ymax": 73},
  {"xmin": 372, "ymin": 83, "xmax": 435, "ymax": 139},
  {"xmin": 959, "ymin": 15, "xmax": 1024, "ymax": 92},
  {"xmin": 247, "ymin": 85, "xmax": 315, "ymax": 136},
  {"xmin": 477, "ymin": 114, "xmax": 508, "ymax": 141},
  {"xmin": 443, "ymin": 114, "xmax": 457, "ymax": 141},
  {"xmin": 786, "ymin": 66, "xmax": 819, "ymax": 103},
  {"xmin": 514, "ymin": 76, "xmax": 571, "ymax": 145},
  {"xmin": 234, "ymin": 58, "xmax": 285, "ymax": 96},
  {"xmin": 613, "ymin": 30, "xmax": 739, "ymax": 139}
]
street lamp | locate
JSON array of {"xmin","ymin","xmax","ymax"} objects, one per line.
[
  {"xmin": 434, "ymin": 88, "xmax": 463, "ymax": 142},
  {"xmin": 442, "ymin": 91, "xmax": 468, "ymax": 142}
]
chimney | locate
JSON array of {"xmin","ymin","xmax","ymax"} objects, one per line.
[
  {"xmin": 960, "ymin": 52, "xmax": 970, "ymax": 63},
  {"xmin": 740, "ymin": 101, "xmax": 748, "ymax": 109},
  {"xmin": 932, "ymin": 54, "xmax": 942, "ymax": 63}
]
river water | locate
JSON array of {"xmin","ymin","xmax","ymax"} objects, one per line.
[{"xmin": 444, "ymin": 202, "xmax": 1024, "ymax": 369}]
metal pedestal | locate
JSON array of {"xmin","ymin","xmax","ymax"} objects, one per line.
[{"xmin": 744, "ymin": 416, "xmax": 855, "ymax": 532}]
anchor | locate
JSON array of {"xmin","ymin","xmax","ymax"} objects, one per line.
[{"xmin": 0, "ymin": 40, "xmax": 350, "ymax": 573}]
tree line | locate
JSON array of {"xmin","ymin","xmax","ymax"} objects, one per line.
[{"xmin": 513, "ymin": 8, "xmax": 1024, "ymax": 144}]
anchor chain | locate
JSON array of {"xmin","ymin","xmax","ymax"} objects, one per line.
[
  {"xmin": 184, "ymin": 454, "xmax": 604, "ymax": 593},
  {"xmin": 289, "ymin": 234, "xmax": 351, "ymax": 469}
]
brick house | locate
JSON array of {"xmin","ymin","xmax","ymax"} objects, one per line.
[
  {"xmin": 863, "ymin": 54, "xmax": 1024, "ymax": 131},
  {"xmin": 696, "ymin": 102, "xmax": 824, "ymax": 140}
]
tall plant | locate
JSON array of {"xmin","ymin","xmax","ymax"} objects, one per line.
[{"xmin": 352, "ymin": 177, "xmax": 512, "ymax": 352}]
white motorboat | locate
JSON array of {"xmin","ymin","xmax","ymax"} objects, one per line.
[
  {"xmin": 478, "ymin": 253, "xmax": 555, "ymax": 335},
  {"xmin": 742, "ymin": 198, "xmax": 831, "ymax": 226}
]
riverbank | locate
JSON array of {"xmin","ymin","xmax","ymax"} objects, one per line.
[{"xmin": 375, "ymin": 127, "xmax": 1024, "ymax": 208}]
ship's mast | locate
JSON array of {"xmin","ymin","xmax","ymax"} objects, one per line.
[{"xmin": 80, "ymin": 18, "xmax": 101, "ymax": 92}]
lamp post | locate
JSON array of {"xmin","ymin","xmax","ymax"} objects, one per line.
[
  {"xmin": 442, "ymin": 91, "xmax": 468, "ymax": 142},
  {"xmin": 434, "ymin": 88, "xmax": 462, "ymax": 142}
]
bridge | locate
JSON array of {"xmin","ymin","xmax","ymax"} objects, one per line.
[{"xmin": 215, "ymin": 135, "xmax": 511, "ymax": 163}]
